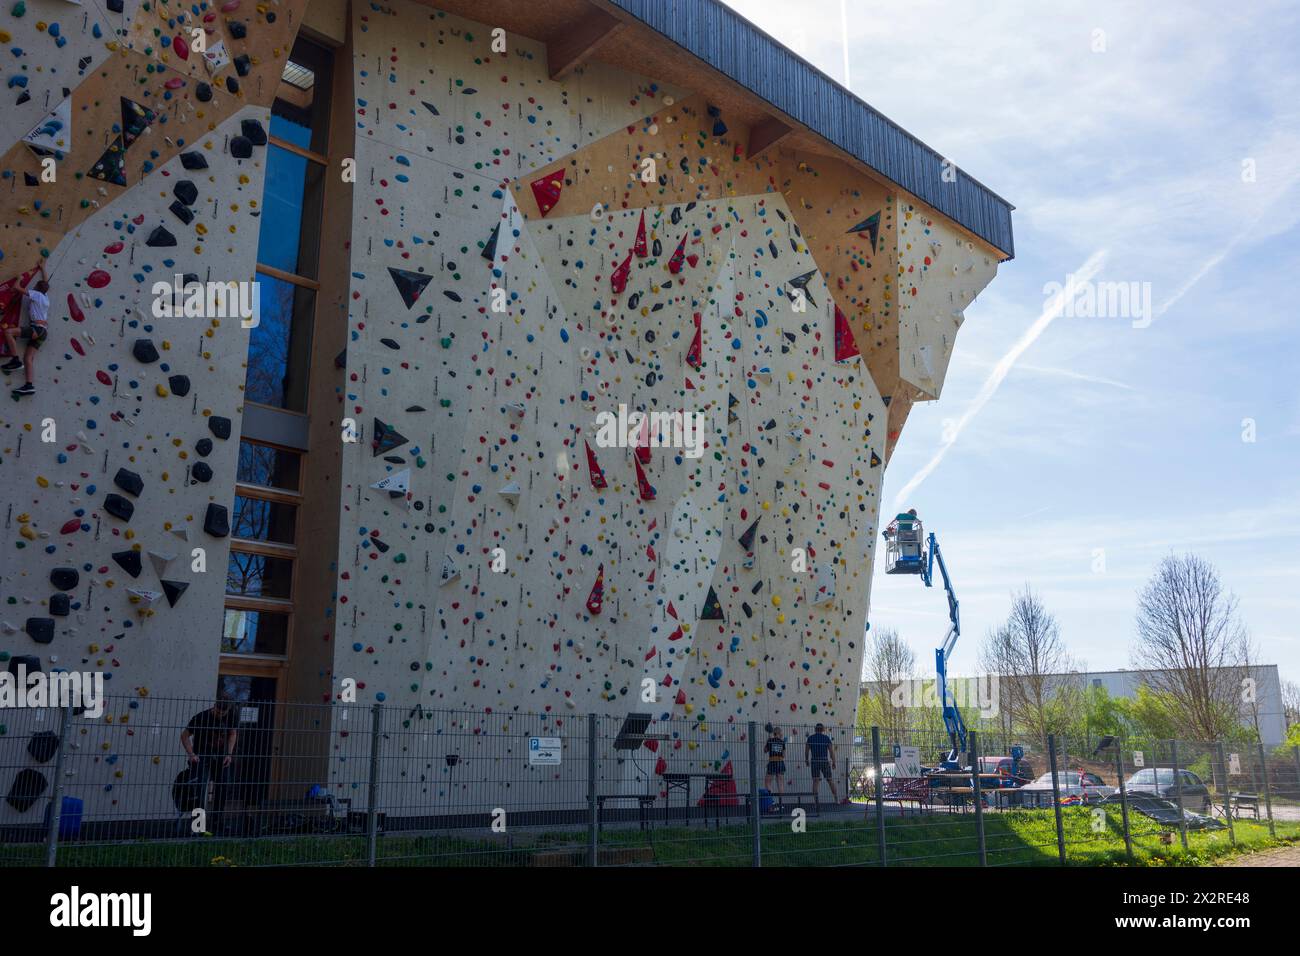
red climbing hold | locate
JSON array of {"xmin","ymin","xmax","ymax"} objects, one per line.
[
  {"xmin": 60, "ymin": 518, "xmax": 82, "ymax": 535},
  {"xmin": 584, "ymin": 441, "xmax": 607, "ymax": 489},
  {"xmin": 529, "ymin": 169, "xmax": 565, "ymax": 217},
  {"xmin": 87, "ymin": 270, "xmax": 111, "ymax": 289},
  {"xmin": 174, "ymin": 36, "xmax": 190, "ymax": 60},
  {"xmin": 834, "ymin": 304, "xmax": 860, "ymax": 361},
  {"xmin": 610, "ymin": 251, "xmax": 632, "ymax": 294},
  {"xmin": 96, "ymin": 370, "xmax": 113, "ymax": 386},
  {"xmin": 586, "ymin": 564, "xmax": 605, "ymax": 615},
  {"xmin": 67, "ymin": 294, "xmax": 85, "ymax": 323},
  {"xmin": 634, "ymin": 413, "xmax": 651, "ymax": 464},
  {"xmin": 667, "ymin": 234, "xmax": 687, "ymax": 274},
  {"xmin": 71, "ymin": 338, "xmax": 84, "ymax": 356},
  {"xmin": 633, "ymin": 210, "xmax": 648, "ymax": 257},
  {"xmin": 634, "ymin": 456, "xmax": 655, "ymax": 501},
  {"xmin": 686, "ymin": 312, "xmax": 702, "ymax": 370}
]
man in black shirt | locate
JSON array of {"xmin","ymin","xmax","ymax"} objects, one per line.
[
  {"xmin": 181, "ymin": 696, "xmax": 239, "ymax": 824},
  {"xmin": 805, "ymin": 723, "xmax": 842, "ymax": 803}
]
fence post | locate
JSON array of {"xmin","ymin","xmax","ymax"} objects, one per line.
[
  {"xmin": 1047, "ymin": 734, "xmax": 1065, "ymax": 865},
  {"xmin": 1169, "ymin": 739, "xmax": 1188, "ymax": 850},
  {"xmin": 1216, "ymin": 742, "xmax": 1235, "ymax": 845},
  {"xmin": 1257, "ymin": 742, "xmax": 1276, "ymax": 838},
  {"xmin": 367, "ymin": 702, "xmax": 382, "ymax": 868},
  {"xmin": 587, "ymin": 714, "xmax": 598, "ymax": 867},
  {"xmin": 748, "ymin": 721, "xmax": 761, "ymax": 867},
  {"xmin": 1293, "ymin": 746, "xmax": 1300, "ymax": 802},
  {"xmin": 1114, "ymin": 744, "xmax": 1133, "ymax": 861},
  {"xmin": 969, "ymin": 730, "xmax": 986, "ymax": 867},
  {"xmin": 871, "ymin": 726, "xmax": 886, "ymax": 867},
  {"xmin": 43, "ymin": 700, "xmax": 74, "ymax": 867}
]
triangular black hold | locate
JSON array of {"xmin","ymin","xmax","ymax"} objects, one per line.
[
  {"xmin": 241, "ymin": 119, "xmax": 267, "ymax": 146},
  {"xmin": 233, "ymin": 54, "xmax": 252, "ymax": 77},
  {"xmin": 847, "ymin": 211, "xmax": 881, "ymax": 254},
  {"xmin": 786, "ymin": 270, "xmax": 817, "ymax": 308},
  {"xmin": 169, "ymin": 201, "xmax": 195, "ymax": 225},
  {"xmin": 482, "ymin": 223, "xmax": 500, "ymax": 261},
  {"xmin": 372, "ymin": 417, "xmax": 409, "ymax": 456},
  {"xmin": 120, "ymin": 96, "xmax": 156, "ymax": 149},
  {"xmin": 133, "ymin": 339, "xmax": 160, "ymax": 363},
  {"xmin": 161, "ymin": 580, "xmax": 189, "ymax": 608},
  {"xmin": 870, "ymin": 450, "xmax": 882, "ymax": 468},
  {"xmin": 334, "ymin": 348, "xmax": 347, "ymax": 369},
  {"xmin": 739, "ymin": 518, "xmax": 760, "ymax": 551},
  {"xmin": 422, "ymin": 101, "xmax": 440, "ymax": 116},
  {"xmin": 112, "ymin": 549, "xmax": 143, "ymax": 578},
  {"xmin": 881, "ymin": 395, "xmax": 892, "ymax": 406},
  {"xmin": 87, "ymin": 135, "xmax": 127, "ymax": 186},
  {"xmin": 387, "ymin": 267, "xmax": 432, "ymax": 309},
  {"xmin": 701, "ymin": 586, "xmax": 724, "ymax": 620},
  {"xmin": 23, "ymin": 172, "xmax": 39, "ymax": 187},
  {"xmin": 204, "ymin": 503, "xmax": 229, "ymax": 538},
  {"xmin": 180, "ymin": 150, "xmax": 208, "ymax": 170},
  {"xmin": 228, "ymin": 20, "xmax": 247, "ymax": 39},
  {"xmin": 146, "ymin": 226, "xmax": 176, "ymax": 247}
]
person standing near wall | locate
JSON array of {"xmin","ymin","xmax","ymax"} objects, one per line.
[
  {"xmin": 805, "ymin": 723, "xmax": 843, "ymax": 804},
  {"xmin": 764, "ymin": 725, "xmax": 788, "ymax": 807},
  {"xmin": 2, "ymin": 261, "xmax": 49, "ymax": 397},
  {"xmin": 180, "ymin": 695, "xmax": 239, "ymax": 832}
]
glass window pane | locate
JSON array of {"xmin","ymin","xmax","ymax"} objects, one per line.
[
  {"xmin": 222, "ymin": 608, "xmax": 289, "ymax": 656},
  {"xmin": 226, "ymin": 551, "xmax": 294, "ymax": 600},
  {"xmin": 236, "ymin": 441, "xmax": 301, "ymax": 492},
  {"xmin": 256, "ymin": 147, "xmax": 325, "ymax": 278},
  {"xmin": 232, "ymin": 495, "xmax": 297, "ymax": 544},
  {"xmin": 272, "ymin": 37, "xmax": 333, "ymax": 155},
  {"xmin": 245, "ymin": 275, "xmax": 314, "ymax": 411}
]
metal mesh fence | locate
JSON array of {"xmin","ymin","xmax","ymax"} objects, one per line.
[{"xmin": 1, "ymin": 694, "xmax": 1296, "ymax": 867}]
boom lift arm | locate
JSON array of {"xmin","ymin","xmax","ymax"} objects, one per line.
[{"xmin": 921, "ymin": 532, "xmax": 967, "ymax": 770}]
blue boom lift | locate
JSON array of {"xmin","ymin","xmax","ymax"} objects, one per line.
[{"xmin": 884, "ymin": 515, "xmax": 968, "ymax": 771}]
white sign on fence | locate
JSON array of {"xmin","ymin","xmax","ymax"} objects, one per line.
[
  {"xmin": 896, "ymin": 745, "xmax": 921, "ymax": 777},
  {"xmin": 1132, "ymin": 751, "xmax": 1145, "ymax": 768},
  {"xmin": 528, "ymin": 736, "xmax": 562, "ymax": 766},
  {"xmin": 1229, "ymin": 752, "xmax": 1241, "ymax": 775}
]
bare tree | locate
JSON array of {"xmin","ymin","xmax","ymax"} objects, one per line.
[
  {"xmin": 1283, "ymin": 679, "xmax": 1300, "ymax": 730},
  {"xmin": 980, "ymin": 586, "xmax": 1071, "ymax": 751},
  {"xmin": 859, "ymin": 627, "xmax": 915, "ymax": 747},
  {"xmin": 1132, "ymin": 554, "xmax": 1250, "ymax": 741}
]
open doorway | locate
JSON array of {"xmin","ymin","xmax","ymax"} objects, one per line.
[{"xmin": 217, "ymin": 674, "xmax": 277, "ymax": 833}]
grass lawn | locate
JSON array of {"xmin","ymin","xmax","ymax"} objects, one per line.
[{"xmin": 5, "ymin": 806, "xmax": 1296, "ymax": 867}]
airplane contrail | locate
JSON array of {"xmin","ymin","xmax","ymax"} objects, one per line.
[{"xmin": 890, "ymin": 248, "xmax": 1109, "ymax": 509}]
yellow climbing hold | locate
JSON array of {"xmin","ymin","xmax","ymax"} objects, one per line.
[
  {"xmin": 155, "ymin": 384, "xmax": 170, "ymax": 397},
  {"xmin": 36, "ymin": 475, "xmax": 49, "ymax": 488}
]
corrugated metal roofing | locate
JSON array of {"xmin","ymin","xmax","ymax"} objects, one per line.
[{"xmin": 605, "ymin": 0, "xmax": 1015, "ymax": 258}]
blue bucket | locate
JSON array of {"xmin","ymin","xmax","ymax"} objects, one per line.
[{"xmin": 58, "ymin": 796, "xmax": 84, "ymax": 839}]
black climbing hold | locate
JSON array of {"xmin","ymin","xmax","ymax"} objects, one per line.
[
  {"xmin": 422, "ymin": 101, "xmax": 440, "ymax": 116},
  {"xmin": 146, "ymin": 226, "xmax": 176, "ymax": 247},
  {"xmin": 161, "ymin": 580, "xmax": 189, "ymax": 608},
  {"xmin": 204, "ymin": 503, "xmax": 230, "ymax": 538},
  {"xmin": 87, "ymin": 137, "xmax": 127, "ymax": 186},
  {"xmin": 225, "ymin": 76, "xmax": 240, "ymax": 95},
  {"xmin": 334, "ymin": 348, "xmax": 347, "ymax": 369},
  {"xmin": 482, "ymin": 223, "xmax": 500, "ymax": 261},
  {"xmin": 228, "ymin": 20, "xmax": 247, "ymax": 39},
  {"xmin": 870, "ymin": 450, "xmax": 882, "ymax": 468},
  {"xmin": 191, "ymin": 461, "xmax": 213, "ymax": 483},
  {"xmin": 229, "ymin": 136, "xmax": 252, "ymax": 159},
  {"xmin": 372, "ymin": 418, "xmax": 409, "ymax": 456},
  {"xmin": 195, "ymin": 437, "xmax": 213, "ymax": 457},
  {"xmin": 49, "ymin": 593, "xmax": 70, "ymax": 617},
  {"xmin": 739, "ymin": 518, "xmax": 760, "ymax": 551},
  {"xmin": 174, "ymin": 180, "xmax": 198, "ymax": 205},
  {"xmin": 168, "ymin": 374, "xmax": 191, "ymax": 397},
  {"xmin": 119, "ymin": 97, "xmax": 155, "ymax": 148},
  {"xmin": 103, "ymin": 493, "xmax": 134, "ymax": 522},
  {"xmin": 443, "ymin": 290, "xmax": 462, "ymax": 303},
  {"xmin": 26, "ymin": 618, "xmax": 55, "ymax": 644},
  {"xmin": 208, "ymin": 416, "xmax": 231, "ymax": 440},
  {"xmin": 28, "ymin": 731, "xmax": 59, "ymax": 764},
  {"xmin": 112, "ymin": 549, "xmax": 143, "ymax": 578},
  {"xmin": 387, "ymin": 267, "xmax": 432, "ymax": 309},
  {"xmin": 180, "ymin": 149, "xmax": 209, "ymax": 170},
  {"xmin": 234, "ymin": 54, "xmax": 252, "ymax": 77},
  {"xmin": 701, "ymin": 586, "xmax": 724, "ymax": 620},
  {"xmin": 195, "ymin": 82, "xmax": 213, "ymax": 103},
  {"xmin": 380, "ymin": 338, "xmax": 400, "ymax": 350},
  {"xmin": 114, "ymin": 467, "xmax": 144, "ymax": 497},
  {"xmin": 106, "ymin": 0, "xmax": 124, "ymax": 12},
  {"xmin": 23, "ymin": 172, "xmax": 39, "ymax": 187},
  {"xmin": 50, "ymin": 567, "xmax": 79, "ymax": 591},
  {"xmin": 405, "ymin": 405, "xmax": 426, "ymax": 413},
  {"xmin": 169, "ymin": 200, "xmax": 195, "ymax": 225},
  {"xmin": 241, "ymin": 119, "xmax": 267, "ymax": 146},
  {"xmin": 6, "ymin": 769, "xmax": 48, "ymax": 813},
  {"xmin": 132, "ymin": 339, "xmax": 160, "ymax": 363},
  {"xmin": 266, "ymin": 10, "xmax": 276, "ymax": 23},
  {"xmin": 8, "ymin": 656, "xmax": 41, "ymax": 680}
]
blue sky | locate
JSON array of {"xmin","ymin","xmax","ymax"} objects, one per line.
[{"xmin": 724, "ymin": 0, "xmax": 1300, "ymax": 686}]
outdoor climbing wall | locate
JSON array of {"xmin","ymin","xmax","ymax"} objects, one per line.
[
  {"xmin": 0, "ymin": 0, "xmax": 306, "ymax": 824},
  {"xmin": 328, "ymin": 0, "xmax": 1001, "ymax": 810}
]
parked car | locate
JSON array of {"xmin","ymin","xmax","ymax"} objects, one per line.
[
  {"xmin": 1121, "ymin": 768, "xmax": 1212, "ymax": 814},
  {"xmin": 1019, "ymin": 770, "xmax": 1116, "ymax": 807},
  {"xmin": 978, "ymin": 755, "xmax": 1036, "ymax": 788}
]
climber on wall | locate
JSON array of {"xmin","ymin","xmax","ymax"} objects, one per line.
[{"xmin": 2, "ymin": 261, "xmax": 50, "ymax": 397}]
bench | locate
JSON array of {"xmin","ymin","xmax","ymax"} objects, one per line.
[
  {"xmin": 596, "ymin": 794, "xmax": 657, "ymax": 831},
  {"xmin": 1229, "ymin": 792, "xmax": 1260, "ymax": 819},
  {"xmin": 880, "ymin": 776, "xmax": 933, "ymax": 814},
  {"xmin": 763, "ymin": 791, "xmax": 823, "ymax": 817}
]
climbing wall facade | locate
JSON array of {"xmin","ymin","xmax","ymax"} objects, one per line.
[
  {"xmin": 0, "ymin": 0, "xmax": 308, "ymax": 823},
  {"xmin": 329, "ymin": 0, "xmax": 1002, "ymax": 809}
]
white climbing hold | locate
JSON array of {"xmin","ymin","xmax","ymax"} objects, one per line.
[
  {"xmin": 497, "ymin": 482, "xmax": 521, "ymax": 507},
  {"xmin": 440, "ymin": 555, "xmax": 460, "ymax": 586},
  {"xmin": 148, "ymin": 551, "xmax": 176, "ymax": 578},
  {"xmin": 370, "ymin": 469, "xmax": 410, "ymax": 494}
]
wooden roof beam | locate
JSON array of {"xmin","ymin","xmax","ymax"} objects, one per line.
[
  {"xmin": 548, "ymin": 7, "xmax": 626, "ymax": 80},
  {"xmin": 746, "ymin": 115, "xmax": 792, "ymax": 159}
]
